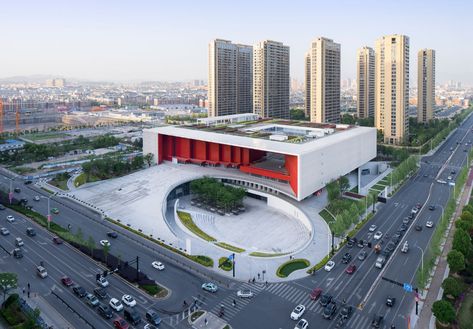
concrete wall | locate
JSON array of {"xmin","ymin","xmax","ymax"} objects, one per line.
[
  {"xmin": 298, "ymin": 128, "xmax": 377, "ymax": 199},
  {"xmin": 143, "ymin": 129, "xmax": 158, "ymax": 165}
]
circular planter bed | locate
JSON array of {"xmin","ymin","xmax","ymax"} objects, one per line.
[{"xmin": 276, "ymin": 258, "xmax": 310, "ymax": 278}]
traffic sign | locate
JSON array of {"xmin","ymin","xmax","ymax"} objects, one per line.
[{"xmin": 403, "ymin": 283, "xmax": 413, "ymax": 292}]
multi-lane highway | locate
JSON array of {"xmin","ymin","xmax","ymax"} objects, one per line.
[{"xmin": 1, "ymin": 113, "xmax": 472, "ymax": 329}]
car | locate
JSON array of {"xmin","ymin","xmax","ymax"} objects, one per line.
[
  {"xmin": 429, "ymin": 205, "xmax": 436, "ymax": 211},
  {"xmin": 20, "ymin": 198, "xmax": 28, "ymax": 205},
  {"xmin": 152, "ymin": 261, "xmax": 165, "ymax": 270},
  {"xmin": 426, "ymin": 221, "xmax": 434, "ymax": 228},
  {"xmin": 437, "ymin": 179, "xmax": 447, "ymax": 184},
  {"xmin": 358, "ymin": 251, "xmax": 368, "ymax": 261},
  {"xmin": 237, "ymin": 290, "xmax": 254, "ymax": 298},
  {"xmin": 113, "ymin": 317, "xmax": 129, "ymax": 329},
  {"xmin": 346, "ymin": 240, "xmax": 354, "ymax": 248},
  {"xmin": 386, "ymin": 296, "xmax": 396, "ymax": 307},
  {"xmin": 411, "ymin": 207, "xmax": 419, "ymax": 214},
  {"xmin": 24, "ymin": 180, "xmax": 32, "ymax": 185},
  {"xmin": 14, "ymin": 187, "xmax": 21, "ymax": 193},
  {"xmin": 465, "ymin": 149, "xmax": 468, "ymax": 152},
  {"xmin": 346, "ymin": 264, "xmax": 357, "ymax": 274},
  {"xmin": 97, "ymin": 303, "xmax": 113, "ymax": 319},
  {"xmin": 415, "ymin": 225, "xmax": 423, "ymax": 231},
  {"xmin": 144, "ymin": 325, "xmax": 157, "ymax": 329},
  {"xmin": 26, "ymin": 227, "xmax": 36, "ymax": 236},
  {"xmin": 201, "ymin": 282, "xmax": 218, "ymax": 293},
  {"xmin": 0, "ymin": 204, "xmax": 5, "ymax": 210},
  {"xmin": 51, "ymin": 208, "xmax": 59, "ymax": 214},
  {"xmin": 100, "ymin": 240, "xmax": 110, "ymax": 247},
  {"xmin": 145, "ymin": 310, "xmax": 162, "ymax": 326},
  {"xmin": 323, "ymin": 302, "xmax": 337, "ymax": 319},
  {"xmin": 61, "ymin": 276, "xmax": 73, "ymax": 287},
  {"xmin": 121, "ymin": 294, "xmax": 136, "ymax": 307},
  {"xmin": 357, "ymin": 240, "xmax": 365, "ymax": 248},
  {"xmin": 107, "ymin": 232, "xmax": 118, "ymax": 238},
  {"xmin": 319, "ymin": 294, "xmax": 332, "ymax": 307},
  {"xmin": 309, "ymin": 287, "xmax": 322, "ymax": 300},
  {"xmin": 368, "ymin": 224, "xmax": 377, "ymax": 232},
  {"xmin": 451, "ymin": 170, "xmax": 456, "ymax": 175},
  {"xmin": 13, "ymin": 248, "xmax": 23, "ymax": 258},
  {"xmin": 109, "ymin": 298, "xmax": 124, "ymax": 312},
  {"xmin": 400, "ymin": 223, "xmax": 408, "ymax": 231},
  {"xmin": 385, "ymin": 242, "xmax": 396, "ymax": 253},
  {"xmin": 72, "ymin": 285, "xmax": 87, "ymax": 297},
  {"xmin": 6, "ymin": 215, "xmax": 15, "ymax": 223},
  {"xmin": 36, "ymin": 266, "xmax": 48, "ymax": 278},
  {"xmin": 324, "ymin": 260, "xmax": 335, "ymax": 271},
  {"xmin": 52, "ymin": 236, "xmax": 63, "ymax": 244},
  {"xmin": 371, "ymin": 314, "xmax": 383, "ymax": 328},
  {"xmin": 290, "ymin": 304, "xmax": 306, "ymax": 320},
  {"xmin": 408, "ymin": 213, "xmax": 415, "ymax": 219},
  {"xmin": 402, "ymin": 217, "xmax": 410, "ymax": 224},
  {"xmin": 373, "ymin": 231, "xmax": 383, "ymax": 240},
  {"xmin": 447, "ymin": 175, "xmax": 452, "ymax": 180},
  {"xmin": 391, "ymin": 235, "xmax": 401, "ymax": 245},
  {"xmin": 294, "ymin": 318, "xmax": 309, "ymax": 329},
  {"xmin": 94, "ymin": 287, "xmax": 108, "ymax": 299},
  {"xmin": 33, "ymin": 196, "xmax": 40, "ymax": 201},
  {"xmin": 416, "ymin": 203, "xmax": 422, "ymax": 209},
  {"xmin": 0, "ymin": 227, "xmax": 10, "ymax": 235},
  {"xmin": 340, "ymin": 305, "xmax": 353, "ymax": 319},
  {"xmin": 97, "ymin": 276, "xmax": 109, "ymax": 287},
  {"xmin": 123, "ymin": 308, "xmax": 141, "ymax": 326},
  {"xmin": 342, "ymin": 253, "xmax": 352, "ymax": 264},
  {"xmin": 86, "ymin": 293, "xmax": 99, "ymax": 307}
]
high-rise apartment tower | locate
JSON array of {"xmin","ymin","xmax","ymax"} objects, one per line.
[
  {"xmin": 417, "ymin": 49, "xmax": 435, "ymax": 123},
  {"xmin": 357, "ymin": 47, "xmax": 375, "ymax": 119}
]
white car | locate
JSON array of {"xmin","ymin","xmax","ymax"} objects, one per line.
[
  {"xmin": 437, "ymin": 179, "xmax": 447, "ymax": 184},
  {"xmin": 33, "ymin": 196, "xmax": 40, "ymax": 201},
  {"xmin": 152, "ymin": 261, "xmax": 165, "ymax": 270},
  {"xmin": 368, "ymin": 224, "xmax": 377, "ymax": 232},
  {"xmin": 324, "ymin": 260, "xmax": 335, "ymax": 272},
  {"xmin": 426, "ymin": 221, "xmax": 434, "ymax": 228},
  {"xmin": 96, "ymin": 276, "xmax": 109, "ymax": 287},
  {"xmin": 121, "ymin": 294, "xmax": 136, "ymax": 307},
  {"xmin": 109, "ymin": 298, "xmax": 123, "ymax": 312},
  {"xmin": 447, "ymin": 175, "xmax": 452, "ymax": 180},
  {"xmin": 290, "ymin": 304, "xmax": 306, "ymax": 320},
  {"xmin": 99, "ymin": 240, "xmax": 110, "ymax": 247},
  {"xmin": 6, "ymin": 215, "xmax": 15, "ymax": 223},
  {"xmin": 294, "ymin": 319, "xmax": 309, "ymax": 329},
  {"xmin": 236, "ymin": 290, "xmax": 254, "ymax": 298},
  {"xmin": 373, "ymin": 231, "xmax": 383, "ymax": 240},
  {"xmin": 0, "ymin": 227, "xmax": 9, "ymax": 235}
]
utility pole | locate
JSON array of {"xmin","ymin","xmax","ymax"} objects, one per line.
[
  {"xmin": 331, "ymin": 230, "xmax": 335, "ymax": 255},
  {"xmin": 136, "ymin": 256, "xmax": 139, "ymax": 282},
  {"xmin": 232, "ymin": 253, "xmax": 235, "ymax": 278}
]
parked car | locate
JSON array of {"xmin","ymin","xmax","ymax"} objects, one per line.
[
  {"xmin": 52, "ymin": 236, "xmax": 63, "ymax": 244},
  {"xmin": 201, "ymin": 282, "xmax": 218, "ymax": 293},
  {"xmin": 237, "ymin": 290, "xmax": 254, "ymax": 298},
  {"xmin": 324, "ymin": 260, "xmax": 335, "ymax": 271},
  {"xmin": 346, "ymin": 240, "xmax": 354, "ymax": 248},
  {"xmin": 152, "ymin": 261, "xmax": 165, "ymax": 270},
  {"xmin": 309, "ymin": 287, "xmax": 322, "ymax": 300},
  {"xmin": 121, "ymin": 295, "xmax": 136, "ymax": 307},
  {"xmin": 109, "ymin": 298, "xmax": 124, "ymax": 312},
  {"xmin": 61, "ymin": 276, "xmax": 73, "ymax": 287},
  {"xmin": 323, "ymin": 302, "xmax": 337, "ymax": 319},
  {"xmin": 97, "ymin": 303, "xmax": 113, "ymax": 319},
  {"xmin": 290, "ymin": 304, "xmax": 305, "ymax": 320},
  {"xmin": 145, "ymin": 310, "xmax": 162, "ymax": 326}
]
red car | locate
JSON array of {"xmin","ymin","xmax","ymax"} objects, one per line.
[
  {"xmin": 113, "ymin": 317, "xmax": 129, "ymax": 329},
  {"xmin": 416, "ymin": 203, "xmax": 422, "ymax": 209},
  {"xmin": 61, "ymin": 276, "xmax": 73, "ymax": 286},
  {"xmin": 346, "ymin": 264, "xmax": 357, "ymax": 275},
  {"xmin": 310, "ymin": 287, "xmax": 322, "ymax": 300},
  {"xmin": 53, "ymin": 237, "xmax": 63, "ymax": 244}
]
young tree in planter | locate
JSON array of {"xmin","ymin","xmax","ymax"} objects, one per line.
[
  {"xmin": 339, "ymin": 176, "xmax": 350, "ymax": 193},
  {"xmin": 0, "ymin": 272, "xmax": 17, "ymax": 302},
  {"xmin": 432, "ymin": 300, "xmax": 456, "ymax": 325},
  {"xmin": 87, "ymin": 236, "xmax": 96, "ymax": 257}
]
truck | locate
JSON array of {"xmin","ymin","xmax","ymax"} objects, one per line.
[
  {"xmin": 375, "ymin": 255, "xmax": 386, "ymax": 269},
  {"xmin": 401, "ymin": 241, "xmax": 409, "ymax": 253}
]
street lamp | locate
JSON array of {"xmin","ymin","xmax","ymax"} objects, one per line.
[
  {"xmin": 40, "ymin": 196, "xmax": 52, "ymax": 230},
  {"xmin": 3, "ymin": 177, "xmax": 13, "ymax": 204},
  {"xmin": 415, "ymin": 245, "xmax": 424, "ymax": 286}
]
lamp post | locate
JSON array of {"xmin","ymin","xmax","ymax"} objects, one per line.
[
  {"xmin": 40, "ymin": 196, "xmax": 51, "ymax": 230},
  {"xmin": 415, "ymin": 245, "xmax": 424, "ymax": 286},
  {"xmin": 3, "ymin": 177, "xmax": 13, "ymax": 204}
]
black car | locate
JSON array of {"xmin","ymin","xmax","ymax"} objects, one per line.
[
  {"xmin": 72, "ymin": 285, "xmax": 87, "ymax": 298},
  {"xmin": 346, "ymin": 240, "xmax": 354, "ymax": 248},
  {"xmin": 391, "ymin": 235, "xmax": 400, "ymax": 245},
  {"xmin": 371, "ymin": 314, "xmax": 383, "ymax": 328},
  {"xmin": 429, "ymin": 205, "xmax": 436, "ymax": 211},
  {"xmin": 400, "ymin": 223, "xmax": 408, "ymax": 231},
  {"xmin": 386, "ymin": 242, "xmax": 396, "ymax": 253},
  {"xmin": 342, "ymin": 253, "xmax": 352, "ymax": 264},
  {"xmin": 145, "ymin": 310, "xmax": 162, "ymax": 326},
  {"xmin": 26, "ymin": 228, "xmax": 36, "ymax": 237},
  {"xmin": 20, "ymin": 198, "xmax": 28, "ymax": 204},
  {"xmin": 340, "ymin": 305, "xmax": 353, "ymax": 319},
  {"xmin": 14, "ymin": 187, "xmax": 21, "ymax": 193},
  {"xmin": 319, "ymin": 294, "xmax": 333, "ymax": 307},
  {"xmin": 124, "ymin": 308, "xmax": 142, "ymax": 326},
  {"xmin": 323, "ymin": 302, "xmax": 337, "ymax": 319},
  {"xmin": 93, "ymin": 287, "xmax": 108, "ymax": 299},
  {"xmin": 357, "ymin": 240, "xmax": 365, "ymax": 248},
  {"xmin": 408, "ymin": 213, "xmax": 415, "ymax": 219},
  {"xmin": 24, "ymin": 180, "xmax": 32, "ymax": 185},
  {"xmin": 97, "ymin": 303, "xmax": 113, "ymax": 319},
  {"xmin": 107, "ymin": 232, "xmax": 118, "ymax": 239},
  {"xmin": 415, "ymin": 225, "xmax": 423, "ymax": 231},
  {"xmin": 386, "ymin": 296, "xmax": 396, "ymax": 307}
]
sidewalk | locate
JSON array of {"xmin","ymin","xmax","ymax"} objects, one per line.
[
  {"xmin": 27, "ymin": 294, "xmax": 75, "ymax": 329},
  {"xmin": 415, "ymin": 166, "xmax": 473, "ymax": 329}
]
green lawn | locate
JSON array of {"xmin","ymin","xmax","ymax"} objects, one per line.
[
  {"xmin": 276, "ymin": 259, "xmax": 310, "ymax": 278},
  {"xmin": 218, "ymin": 257, "xmax": 233, "ymax": 271},
  {"xmin": 249, "ymin": 251, "xmax": 288, "ymax": 257},
  {"xmin": 215, "ymin": 242, "xmax": 245, "ymax": 253},
  {"xmin": 458, "ymin": 291, "xmax": 473, "ymax": 329},
  {"xmin": 319, "ymin": 209, "xmax": 335, "ymax": 224},
  {"xmin": 23, "ymin": 132, "xmax": 66, "ymax": 141},
  {"xmin": 49, "ymin": 175, "xmax": 70, "ymax": 190},
  {"xmin": 177, "ymin": 211, "xmax": 216, "ymax": 242}
]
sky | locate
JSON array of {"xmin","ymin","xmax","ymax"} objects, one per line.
[{"xmin": 0, "ymin": 0, "xmax": 472, "ymax": 84}]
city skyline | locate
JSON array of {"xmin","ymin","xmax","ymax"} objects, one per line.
[{"xmin": 0, "ymin": 0, "xmax": 471, "ymax": 84}]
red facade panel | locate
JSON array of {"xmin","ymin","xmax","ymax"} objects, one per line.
[
  {"xmin": 157, "ymin": 134, "xmax": 163, "ymax": 163},
  {"xmin": 232, "ymin": 146, "xmax": 241, "ymax": 163},
  {"xmin": 285, "ymin": 155, "xmax": 298, "ymax": 196},
  {"xmin": 242, "ymin": 148, "xmax": 250, "ymax": 165},
  {"xmin": 208, "ymin": 143, "xmax": 220, "ymax": 162},
  {"xmin": 193, "ymin": 140, "xmax": 207, "ymax": 160},
  {"xmin": 221, "ymin": 145, "xmax": 232, "ymax": 163}
]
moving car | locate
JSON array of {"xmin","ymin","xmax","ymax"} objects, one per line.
[
  {"xmin": 36, "ymin": 266, "xmax": 48, "ymax": 278},
  {"xmin": 109, "ymin": 298, "xmax": 124, "ymax": 312},
  {"xmin": 368, "ymin": 224, "xmax": 377, "ymax": 232},
  {"xmin": 97, "ymin": 276, "xmax": 109, "ymax": 287},
  {"xmin": 113, "ymin": 317, "xmax": 129, "ymax": 329},
  {"xmin": 26, "ymin": 227, "xmax": 36, "ymax": 236},
  {"xmin": 51, "ymin": 208, "xmax": 59, "ymax": 214},
  {"xmin": 340, "ymin": 305, "xmax": 353, "ymax": 319},
  {"xmin": 152, "ymin": 261, "xmax": 165, "ymax": 270},
  {"xmin": 94, "ymin": 287, "xmax": 108, "ymax": 299},
  {"xmin": 323, "ymin": 302, "xmax": 337, "ymax": 319},
  {"xmin": 309, "ymin": 287, "xmax": 322, "ymax": 300},
  {"xmin": 342, "ymin": 253, "xmax": 352, "ymax": 264},
  {"xmin": 345, "ymin": 264, "xmax": 357, "ymax": 274},
  {"xmin": 201, "ymin": 282, "xmax": 218, "ymax": 293},
  {"xmin": 107, "ymin": 232, "xmax": 118, "ymax": 238},
  {"xmin": 371, "ymin": 314, "xmax": 383, "ymax": 328},
  {"xmin": 24, "ymin": 180, "xmax": 32, "ymax": 185},
  {"xmin": 426, "ymin": 221, "xmax": 434, "ymax": 228},
  {"xmin": 237, "ymin": 290, "xmax": 254, "ymax": 298},
  {"xmin": 294, "ymin": 319, "xmax": 309, "ymax": 329},
  {"xmin": 357, "ymin": 240, "xmax": 365, "ymax": 248},
  {"xmin": 6, "ymin": 215, "xmax": 15, "ymax": 223},
  {"xmin": 0, "ymin": 227, "xmax": 9, "ymax": 235},
  {"xmin": 72, "ymin": 285, "xmax": 87, "ymax": 298},
  {"xmin": 97, "ymin": 303, "xmax": 113, "ymax": 319},
  {"xmin": 324, "ymin": 260, "xmax": 335, "ymax": 272},
  {"xmin": 100, "ymin": 240, "xmax": 111, "ymax": 247},
  {"xmin": 346, "ymin": 239, "xmax": 354, "ymax": 248},
  {"xmin": 373, "ymin": 231, "xmax": 383, "ymax": 240},
  {"xmin": 121, "ymin": 295, "xmax": 137, "ymax": 307},
  {"xmin": 15, "ymin": 237, "xmax": 24, "ymax": 247},
  {"xmin": 358, "ymin": 251, "xmax": 368, "ymax": 261},
  {"xmin": 61, "ymin": 276, "xmax": 73, "ymax": 287},
  {"xmin": 401, "ymin": 241, "xmax": 409, "ymax": 253},
  {"xmin": 86, "ymin": 293, "xmax": 99, "ymax": 307},
  {"xmin": 415, "ymin": 225, "xmax": 423, "ymax": 231},
  {"xmin": 429, "ymin": 205, "xmax": 436, "ymax": 211},
  {"xmin": 145, "ymin": 310, "xmax": 162, "ymax": 326},
  {"xmin": 14, "ymin": 187, "xmax": 21, "ymax": 193},
  {"xmin": 386, "ymin": 296, "xmax": 396, "ymax": 307},
  {"xmin": 33, "ymin": 196, "xmax": 40, "ymax": 201},
  {"xmin": 319, "ymin": 294, "xmax": 332, "ymax": 307},
  {"xmin": 290, "ymin": 304, "xmax": 306, "ymax": 320},
  {"xmin": 13, "ymin": 248, "xmax": 23, "ymax": 258}
]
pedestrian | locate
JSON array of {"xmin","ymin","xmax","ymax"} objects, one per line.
[
  {"xmin": 27, "ymin": 282, "xmax": 30, "ymax": 290},
  {"xmin": 204, "ymin": 318, "xmax": 208, "ymax": 326},
  {"xmin": 265, "ymin": 281, "xmax": 268, "ymax": 286},
  {"xmin": 232, "ymin": 299, "xmax": 236, "ymax": 307},
  {"xmin": 252, "ymin": 277, "xmax": 255, "ymax": 283},
  {"xmin": 22, "ymin": 288, "xmax": 25, "ymax": 294},
  {"xmin": 27, "ymin": 291, "xmax": 30, "ymax": 298},
  {"xmin": 257, "ymin": 273, "xmax": 260, "ymax": 280}
]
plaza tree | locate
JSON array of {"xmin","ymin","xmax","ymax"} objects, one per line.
[
  {"xmin": 442, "ymin": 277, "xmax": 464, "ymax": 298},
  {"xmin": 0, "ymin": 272, "xmax": 18, "ymax": 302},
  {"xmin": 452, "ymin": 228, "xmax": 472, "ymax": 257},
  {"xmin": 455, "ymin": 219, "xmax": 473, "ymax": 233},
  {"xmin": 432, "ymin": 300, "xmax": 456, "ymax": 325},
  {"xmin": 447, "ymin": 249, "xmax": 466, "ymax": 273}
]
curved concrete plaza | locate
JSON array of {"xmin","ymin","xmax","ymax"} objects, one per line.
[{"xmin": 70, "ymin": 163, "xmax": 331, "ymax": 282}]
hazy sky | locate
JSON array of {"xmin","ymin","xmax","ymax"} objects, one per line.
[{"xmin": 0, "ymin": 0, "xmax": 471, "ymax": 84}]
